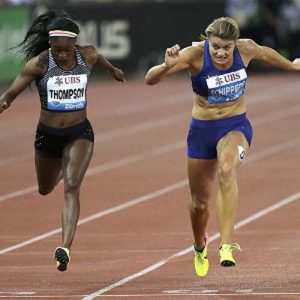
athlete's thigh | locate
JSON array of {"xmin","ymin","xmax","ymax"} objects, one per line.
[
  {"xmin": 35, "ymin": 153, "xmax": 62, "ymax": 188},
  {"xmin": 187, "ymin": 157, "xmax": 218, "ymax": 194},
  {"xmin": 217, "ymin": 131, "xmax": 250, "ymax": 168},
  {"xmin": 62, "ymin": 139, "xmax": 94, "ymax": 185}
]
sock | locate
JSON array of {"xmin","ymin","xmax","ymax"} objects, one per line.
[{"xmin": 194, "ymin": 245, "xmax": 205, "ymax": 253}]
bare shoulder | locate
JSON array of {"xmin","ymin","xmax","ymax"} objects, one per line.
[
  {"xmin": 236, "ymin": 39, "xmax": 259, "ymax": 55},
  {"xmin": 77, "ymin": 44, "xmax": 96, "ymax": 54},
  {"xmin": 24, "ymin": 50, "xmax": 48, "ymax": 77},
  {"xmin": 77, "ymin": 45, "xmax": 97, "ymax": 61},
  {"xmin": 236, "ymin": 39, "xmax": 261, "ymax": 64},
  {"xmin": 177, "ymin": 41, "xmax": 204, "ymax": 74}
]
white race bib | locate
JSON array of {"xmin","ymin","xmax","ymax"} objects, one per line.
[
  {"xmin": 206, "ymin": 69, "xmax": 247, "ymax": 104},
  {"xmin": 47, "ymin": 74, "xmax": 87, "ymax": 111}
]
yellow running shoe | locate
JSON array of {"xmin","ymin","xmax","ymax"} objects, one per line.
[
  {"xmin": 54, "ymin": 247, "xmax": 70, "ymax": 272},
  {"xmin": 194, "ymin": 233, "xmax": 209, "ymax": 277},
  {"xmin": 219, "ymin": 243, "xmax": 241, "ymax": 267},
  {"xmin": 194, "ymin": 246, "xmax": 209, "ymax": 277}
]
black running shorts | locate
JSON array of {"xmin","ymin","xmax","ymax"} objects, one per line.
[{"xmin": 35, "ymin": 119, "xmax": 94, "ymax": 157}]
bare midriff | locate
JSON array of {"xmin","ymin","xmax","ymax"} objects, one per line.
[
  {"xmin": 191, "ymin": 93, "xmax": 246, "ymax": 120},
  {"xmin": 39, "ymin": 109, "xmax": 87, "ymax": 128}
]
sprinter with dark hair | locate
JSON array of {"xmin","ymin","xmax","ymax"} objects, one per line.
[{"xmin": 0, "ymin": 10, "xmax": 125, "ymax": 272}]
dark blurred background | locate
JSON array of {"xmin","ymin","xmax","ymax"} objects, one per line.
[{"xmin": 0, "ymin": 0, "xmax": 299, "ymax": 83}]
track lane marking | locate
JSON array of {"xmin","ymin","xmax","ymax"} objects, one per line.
[
  {"xmin": 1, "ymin": 136, "xmax": 299, "ymax": 255},
  {"xmin": 1, "ymin": 100, "xmax": 300, "ymax": 203},
  {"xmin": 82, "ymin": 191, "xmax": 300, "ymax": 299},
  {"xmin": 0, "ymin": 79, "xmax": 298, "ymax": 165}
]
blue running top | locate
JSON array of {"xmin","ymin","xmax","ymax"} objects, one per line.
[{"xmin": 191, "ymin": 40, "xmax": 247, "ymax": 104}]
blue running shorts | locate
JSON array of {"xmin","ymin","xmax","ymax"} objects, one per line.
[{"xmin": 187, "ymin": 113, "xmax": 253, "ymax": 159}]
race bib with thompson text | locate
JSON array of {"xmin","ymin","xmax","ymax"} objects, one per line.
[{"xmin": 47, "ymin": 74, "xmax": 88, "ymax": 111}]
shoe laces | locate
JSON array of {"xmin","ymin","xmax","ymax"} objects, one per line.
[
  {"xmin": 232, "ymin": 243, "xmax": 242, "ymax": 251},
  {"xmin": 195, "ymin": 250, "xmax": 205, "ymax": 263},
  {"xmin": 221, "ymin": 243, "xmax": 241, "ymax": 252},
  {"xmin": 231, "ymin": 243, "xmax": 241, "ymax": 251}
]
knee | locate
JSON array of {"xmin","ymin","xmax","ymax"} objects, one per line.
[
  {"xmin": 218, "ymin": 162, "xmax": 236, "ymax": 187},
  {"xmin": 64, "ymin": 177, "xmax": 81, "ymax": 193},
  {"xmin": 189, "ymin": 191, "xmax": 210, "ymax": 213}
]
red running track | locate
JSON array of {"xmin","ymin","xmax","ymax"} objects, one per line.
[{"xmin": 0, "ymin": 74, "xmax": 299, "ymax": 299}]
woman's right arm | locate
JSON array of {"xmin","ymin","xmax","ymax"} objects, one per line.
[
  {"xmin": 0, "ymin": 58, "xmax": 40, "ymax": 113},
  {"xmin": 145, "ymin": 44, "xmax": 191, "ymax": 85}
]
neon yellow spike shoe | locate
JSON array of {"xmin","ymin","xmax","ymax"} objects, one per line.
[
  {"xmin": 194, "ymin": 233, "xmax": 209, "ymax": 277},
  {"xmin": 54, "ymin": 247, "xmax": 70, "ymax": 272},
  {"xmin": 194, "ymin": 246, "xmax": 209, "ymax": 277},
  {"xmin": 219, "ymin": 243, "xmax": 241, "ymax": 267}
]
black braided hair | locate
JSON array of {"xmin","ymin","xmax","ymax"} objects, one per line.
[{"xmin": 15, "ymin": 10, "xmax": 80, "ymax": 61}]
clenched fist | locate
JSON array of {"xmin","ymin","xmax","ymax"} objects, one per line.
[{"xmin": 165, "ymin": 44, "xmax": 181, "ymax": 68}]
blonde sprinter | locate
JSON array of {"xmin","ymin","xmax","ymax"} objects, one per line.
[{"xmin": 145, "ymin": 17, "xmax": 300, "ymax": 277}]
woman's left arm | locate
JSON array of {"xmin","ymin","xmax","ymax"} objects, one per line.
[
  {"xmin": 239, "ymin": 39, "xmax": 300, "ymax": 71},
  {"xmin": 84, "ymin": 45, "xmax": 125, "ymax": 82},
  {"xmin": 96, "ymin": 52, "xmax": 125, "ymax": 82}
]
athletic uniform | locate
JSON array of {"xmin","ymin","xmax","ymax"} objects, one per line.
[
  {"xmin": 35, "ymin": 48, "xmax": 94, "ymax": 157},
  {"xmin": 187, "ymin": 40, "xmax": 253, "ymax": 159}
]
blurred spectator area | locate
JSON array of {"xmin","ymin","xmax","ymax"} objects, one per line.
[
  {"xmin": 1, "ymin": 0, "xmax": 299, "ymax": 62},
  {"xmin": 226, "ymin": 0, "xmax": 300, "ymax": 60},
  {"xmin": 0, "ymin": 0, "xmax": 203, "ymax": 4},
  {"xmin": 0, "ymin": 0, "xmax": 299, "ymax": 81}
]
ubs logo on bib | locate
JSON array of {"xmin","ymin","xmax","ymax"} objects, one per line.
[
  {"xmin": 55, "ymin": 77, "xmax": 63, "ymax": 86},
  {"xmin": 215, "ymin": 77, "xmax": 224, "ymax": 86},
  {"xmin": 64, "ymin": 76, "xmax": 81, "ymax": 84}
]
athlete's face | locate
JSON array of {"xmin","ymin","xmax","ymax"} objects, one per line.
[
  {"xmin": 208, "ymin": 36, "xmax": 235, "ymax": 69},
  {"xmin": 50, "ymin": 37, "xmax": 76, "ymax": 65}
]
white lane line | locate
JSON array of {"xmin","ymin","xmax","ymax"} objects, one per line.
[
  {"xmin": 81, "ymin": 78, "xmax": 300, "ymax": 117},
  {"xmin": 87, "ymin": 292, "xmax": 300, "ymax": 297},
  {"xmin": 0, "ymin": 297, "xmax": 82, "ymax": 299},
  {"xmin": 245, "ymin": 136, "xmax": 300, "ymax": 164},
  {"xmin": 253, "ymin": 102, "xmax": 300, "ymax": 125},
  {"xmin": 0, "ymin": 90, "xmax": 192, "ymax": 143},
  {"xmin": 0, "ymin": 112, "xmax": 188, "ymax": 168},
  {"xmin": 94, "ymin": 112, "xmax": 187, "ymax": 142},
  {"xmin": 1, "ymin": 135, "xmax": 299, "ymax": 255},
  {"xmin": 93, "ymin": 78, "xmax": 299, "ymax": 118},
  {"xmin": 0, "ymin": 97, "xmax": 299, "ymax": 170},
  {"xmin": 1, "ymin": 99, "xmax": 299, "ymax": 204},
  {"xmin": 0, "ymin": 79, "xmax": 298, "ymax": 166},
  {"xmin": 1, "ymin": 292, "xmax": 300, "ymax": 298},
  {"xmin": 0, "ymin": 112, "xmax": 188, "ymax": 169},
  {"xmin": 0, "ymin": 292, "xmax": 35, "ymax": 296},
  {"xmin": 86, "ymin": 141, "xmax": 184, "ymax": 176},
  {"xmin": 82, "ymin": 191, "xmax": 300, "ymax": 300},
  {"xmin": 0, "ymin": 180, "xmax": 187, "ymax": 255},
  {"xmin": 76, "ymin": 180, "xmax": 187, "ymax": 227},
  {"xmin": 164, "ymin": 292, "xmax": 300, "ymax": 296},
  {"xmin": 94, "ymin": 90, "xmax": 191, "ymax": 116},
  {"xmin": 0, "ymin": 141, "xmax": 185, "ymax": 204},
  {"xmin": 0, "ymin": 186, "xmax": 38, "ymax": 204}
]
